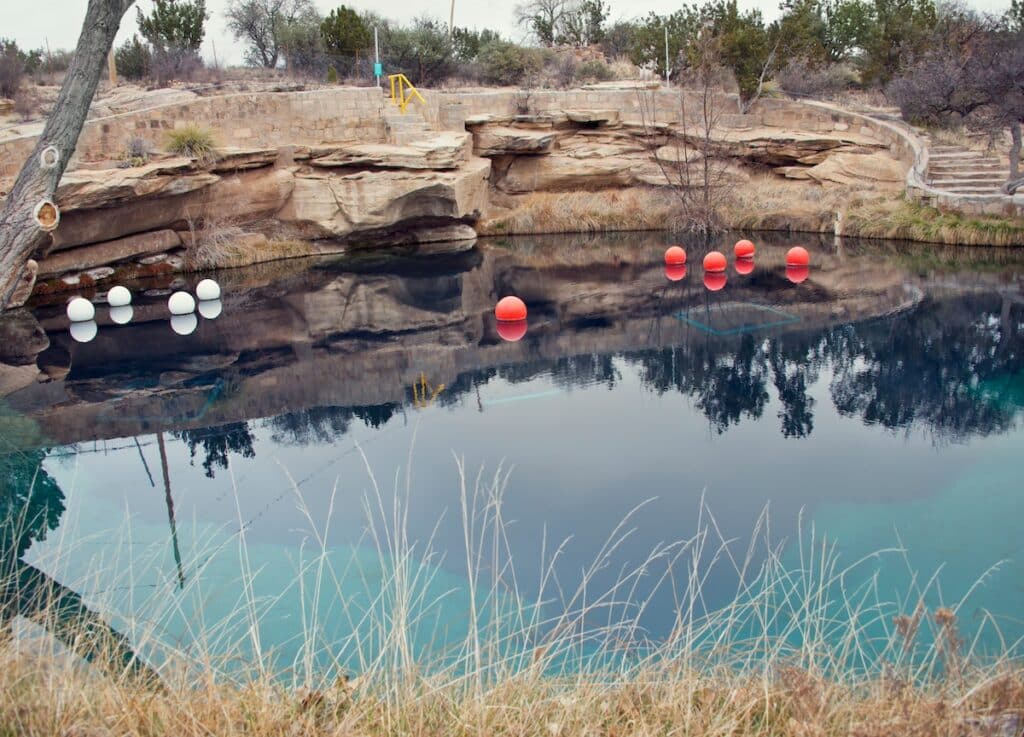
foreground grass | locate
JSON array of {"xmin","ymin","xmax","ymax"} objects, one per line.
[
  {"xmin": 2, "ymin": 460, "xmax": 1022, "ymax": 737},
  {"xmin": 2, "ymin": 646, "xmax": 1023, "ymax": 737}
]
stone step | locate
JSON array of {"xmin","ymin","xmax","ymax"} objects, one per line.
[
  {"xmin": 929, "ymin": 178, "xmax": 1007, "ymax": 187},
  {"xmin": 928, "ymin": 162, "xmax": 1005, "ymax": 171},
  {"xmin": 941, "ymin": 186, "xmax": 1005, "ymax": 194},
  {"xmin": 928, "ymin": 152, "xmax": 1000, "ymax": 162}
]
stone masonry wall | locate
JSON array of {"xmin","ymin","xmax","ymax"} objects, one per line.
[{"xmin": 0, "ymin": 87, "xmax": 387, "ymax": 179}]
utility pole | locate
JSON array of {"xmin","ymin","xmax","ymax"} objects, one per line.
[
  {"xmin": 449, "ymin": 0, "xmax": 455, "ymax": 37},
  {"xmin": 374, "ymin": 26, "xmax": 382, "ymax": 87},
  {"xmin": 664, "ymin": 25, "xmax": 670, "ymax": 86}
]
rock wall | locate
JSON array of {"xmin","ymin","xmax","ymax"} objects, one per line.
[{"xmin": 0, "ymin": 87, "xmax": 387, "ymax": 180}]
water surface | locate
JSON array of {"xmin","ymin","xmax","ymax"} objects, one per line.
[{"xmin": 2, "ymin": 231, "xmax": 1022, "ymax": 675}]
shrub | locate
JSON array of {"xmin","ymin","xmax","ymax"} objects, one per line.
[
  {"xmin": 478, "ymin": 40, "xmax": 542, "ymax": 86},
  {"xmin": 512, "ymin": 88, "xmax": 535, "ymax": 115},
  {"xmin": 118, "ymin": 136, "xmax": 151, "ymax": 168},
  {"xmin": 166, "ymin": 125, "xmax": 216, "ymax": 162},
  {"xmin": 115, "ymin": 35, "xmax": 152, "ymax": 80},
  {"xmin": 326, "ymin": 65, "xmax": 338, "ymax": 83},
  {"xmin": 280, "ymin": 17, "xmax": 327, "ymax": 78},
  {"xmin": 776, "ymin": 58, "xmax": 857, "ymax": 99},
  {"xmin": 573, "ymin": 59, "xmax": 614, "ymax": 84},
  {"xmin": 12, "ymin": 89, "xmax": 35, "ymax": 120},
  {"xmin": 0, "ymin": 40, "xmax": 24, "ymax": 98},
  {"xmin": 545, "ymin": 52, "xmax": 577, "ymax": 88}
]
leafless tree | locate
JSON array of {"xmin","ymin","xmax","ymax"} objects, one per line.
[
  {"xmin": 515, "ymin": 0, "xmax": 572, "ymax": 46},
  {"xmin": 637, "ymin": 28, "xmax": 735, "ymax": 235},
  {"xmin": 225, "ymin": 0, "xmax": 317, "ymax": 69},
  {"xmin": 0, "ymin": 0, "xmax": 137, "ymax": 309}
]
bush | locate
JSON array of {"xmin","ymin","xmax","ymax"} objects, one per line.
[
  {"xmin": 115, "ymin": 35, "xmax": 152, "ymax": 80},
  {"xmin": 546, "ymin": 52, "xmax": 578, "ymax": 88},
  {"xmin": 573, "ymin": 59, "xmax": 614, "ymax": 84},
  {"xmin": 12, "ymin": 90, "xmax": 35, "ymax": 119},
  {"xmin": 326, "ymin": 65, "xmax": 338, "ymax": 83},
  {"xmin": 478, "ymin": 40, "xmax": 542, "ymax": 86},
  {"xmin": 0, "ymin": 40, "xmax": 24, "ymax": 98},
  {"xmin": 166, "ymin": 125, "xmax": 216, "ymax": 161},
  {"xmin": 280, "ymin": 18, "xmax": 327, "ymax": 78},
  {"xmin": 776, "ymin": 58, "xmax": 857, "ymax": 99},
  {"xmin": 150, "ymin": 48, "xmax": 205, "ymax": 84}
]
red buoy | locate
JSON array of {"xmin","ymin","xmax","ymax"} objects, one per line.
[
  {"xmin": 734, "ymin": 258, "xmax": 755, "ymax": 275},
  {"xmin": 786, "ymin": 246, "xmax": 809, "ymax": 267},
  {"xmin": 786, "ymin": 265, "xmax": 810, "ymax": 284},
  {"xmin": 496, "ymin": 318, "xmax": 528, "ymax": 342},
  {"xmin": 664, "ymin": 245, "xmax": 687, "ymax": 265},
  {"xmin": 703, "ymin": 251, "xmax": 727, "ymax": 272},
  {"xmin": 495, "ymin": 296, "xmax": 527, "ymax": 321},
  {"xmin": 734, "ymin": 239, "xmax": 755, "ymax": 259},
  {"xmin": 704, "ymin": 271, "xmax": 727, "ymax": 291},
  {"xmin": 665, "ymin": 263, "xmax": 687, "ymax": 281}
]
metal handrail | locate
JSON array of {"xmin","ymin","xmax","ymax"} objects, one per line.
[{"xmin": 387, "ymin": 73, "xmax": 426, "ymax": 114}]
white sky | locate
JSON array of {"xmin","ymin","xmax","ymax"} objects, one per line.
[{"xmin": 1, "ymin": 0, "xmax": 1014, "ymax": 67}]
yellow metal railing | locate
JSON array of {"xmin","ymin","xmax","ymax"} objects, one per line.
[{"xmin": 388, "ymin": 73, "xmax": 426, "ymax": 114}]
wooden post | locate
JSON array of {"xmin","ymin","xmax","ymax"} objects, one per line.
[{"xmin": 107, "ymin": 48, "xmax": 117, "ymax": 86}]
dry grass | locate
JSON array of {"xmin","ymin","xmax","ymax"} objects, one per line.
[
  {"xmin": 182, "ymin": 219, "xmax": 318, "ymax": 270},
  {"xmin": 478, "ymin": 189, "xmax": 682, "ymax": 236},
  {"xmin": 845, "ymin": 197, "xmax": 1024, "ymax": 247},
  {"xmin": 166, "ymin": 125, "xmax": 217, "ymax": 162},
  {"xmin": 1, "ymin": 456, "xmax": 1022, "ymax": 737},
  {"xmin": 2, "ymin": 650, "xmax": 1023, "ymax": 737},
  {"xmin": 480, "ymin": 178, "xmax": 1024, "ymax": 248}
]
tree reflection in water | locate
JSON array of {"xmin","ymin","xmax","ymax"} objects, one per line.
[{"xmin": 0, "ymin": 415, "xmax": 157, "ymax": 680}]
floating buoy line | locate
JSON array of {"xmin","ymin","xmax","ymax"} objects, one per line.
[{"xmin": 65, "ymin": 279, "xmax": 224, "ymax": 343}]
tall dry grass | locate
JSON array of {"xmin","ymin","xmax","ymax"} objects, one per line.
[
  {"xmin": 1, "ymin": 453, "xmax": 1022, "ymax": 737},
  {"xmin": 479, "ymin": 189, "xmax": 682, "ymax": 236},
  {"xmin": 844, "ymin": 198, "xmax": 1024, "ymax": 247}
]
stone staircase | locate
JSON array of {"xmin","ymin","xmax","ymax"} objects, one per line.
[
  {"xmin": 925, "ymin": 144, "xmax": 1007, "ymax": 195},
  {"xmin": 383, "ymin": 108, "xmax": 432, "ymax": 145}
]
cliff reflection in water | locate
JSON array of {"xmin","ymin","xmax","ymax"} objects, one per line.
[{"xmin": 7, "ymin": 232, "xmax": 1023, "ymax": 457}]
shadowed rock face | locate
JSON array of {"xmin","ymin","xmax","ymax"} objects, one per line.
[{"xmin": 3, "ymin": 232, "xmax": 1022, "ymax": 450}]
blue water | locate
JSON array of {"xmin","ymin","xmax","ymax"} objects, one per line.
[{"xmin": 2, "ymin": 231, "xmax": 1022, "ymax": 679}]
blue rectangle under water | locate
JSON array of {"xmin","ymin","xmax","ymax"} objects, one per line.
[{"xmin": 676, "ymin": 302, "xmax": 800, "ymax": 336}]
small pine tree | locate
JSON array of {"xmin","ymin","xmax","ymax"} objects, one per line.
[
  {"xmin": 115, "ymin": 35, "xmax": 152, "ymax": 80},
  {"xmin": 137, "ymin": 0, "xmax": 209, "ymax": 53}
]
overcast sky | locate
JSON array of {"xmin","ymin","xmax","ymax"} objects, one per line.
[{"xmin": 1, "ymin": 0, "xmax": 1014, "ymax": 67}]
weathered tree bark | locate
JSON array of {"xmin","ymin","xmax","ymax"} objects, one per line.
[
  {"xmin": 1004, "ymin": 122, "xmax": 1023, "ymax": 195},
  {"xmin": 0, "ymin": 0, "xmax": 135, "ymax": 309}
]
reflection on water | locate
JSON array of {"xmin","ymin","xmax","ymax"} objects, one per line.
[{"xmin": 0, "ymin": 231, "xmax": 1023, "ymax": 676}]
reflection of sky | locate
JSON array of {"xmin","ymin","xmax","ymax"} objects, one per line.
[{"xmin": 34, "ymin": 348, "xmax": 1024, "ymax": 663}]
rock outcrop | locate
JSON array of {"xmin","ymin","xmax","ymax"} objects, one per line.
[
  {"xmin": 278, "ymin": 158, "xmax": 490, "ymax": 241},
  {"xmin": 310, "ymin": 133, "xmax": 472, "ymax": 170}
]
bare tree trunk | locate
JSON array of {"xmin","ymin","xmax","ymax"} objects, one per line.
[
  {"xmin": 0, "ymin": 0, "xmax": 135, "ymax": 309},
  {"xmin": 1004, "ymin": 121, "xmax": 1023, "ymax": 195}
]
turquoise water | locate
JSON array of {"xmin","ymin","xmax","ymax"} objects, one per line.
[{"xmin": 1, "ymin": 232, "xmax": 1022, "ymax": 678}]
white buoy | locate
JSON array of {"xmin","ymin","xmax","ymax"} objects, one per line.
[
  {"xmin": 168, "ymin": 291, "xmax": 196, "ymax": 315},
  {"xmin": 170, "ymin": 314, "xmax": 198, "ymax": 336},
  {"xmin": 69, "ymin": 320, "xmax": 98, "ymax": 343},
  {"xmin": 195, "ymin": 278, "xmax": 221, "ymax": 301},
  {"xmin": 197, "ymin": 299, "xmax": 222, "ymax": 320},
  {"xmin": 107, "ymin": 285, "xmax": 132, "ymax": 307},
  {"xmin": 66, "ymin": 297, "xmax": 95, "ymax": 322},
  {"xmin": 109, "ymin": 305, "xmax": 134, "ymax": 325}
]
